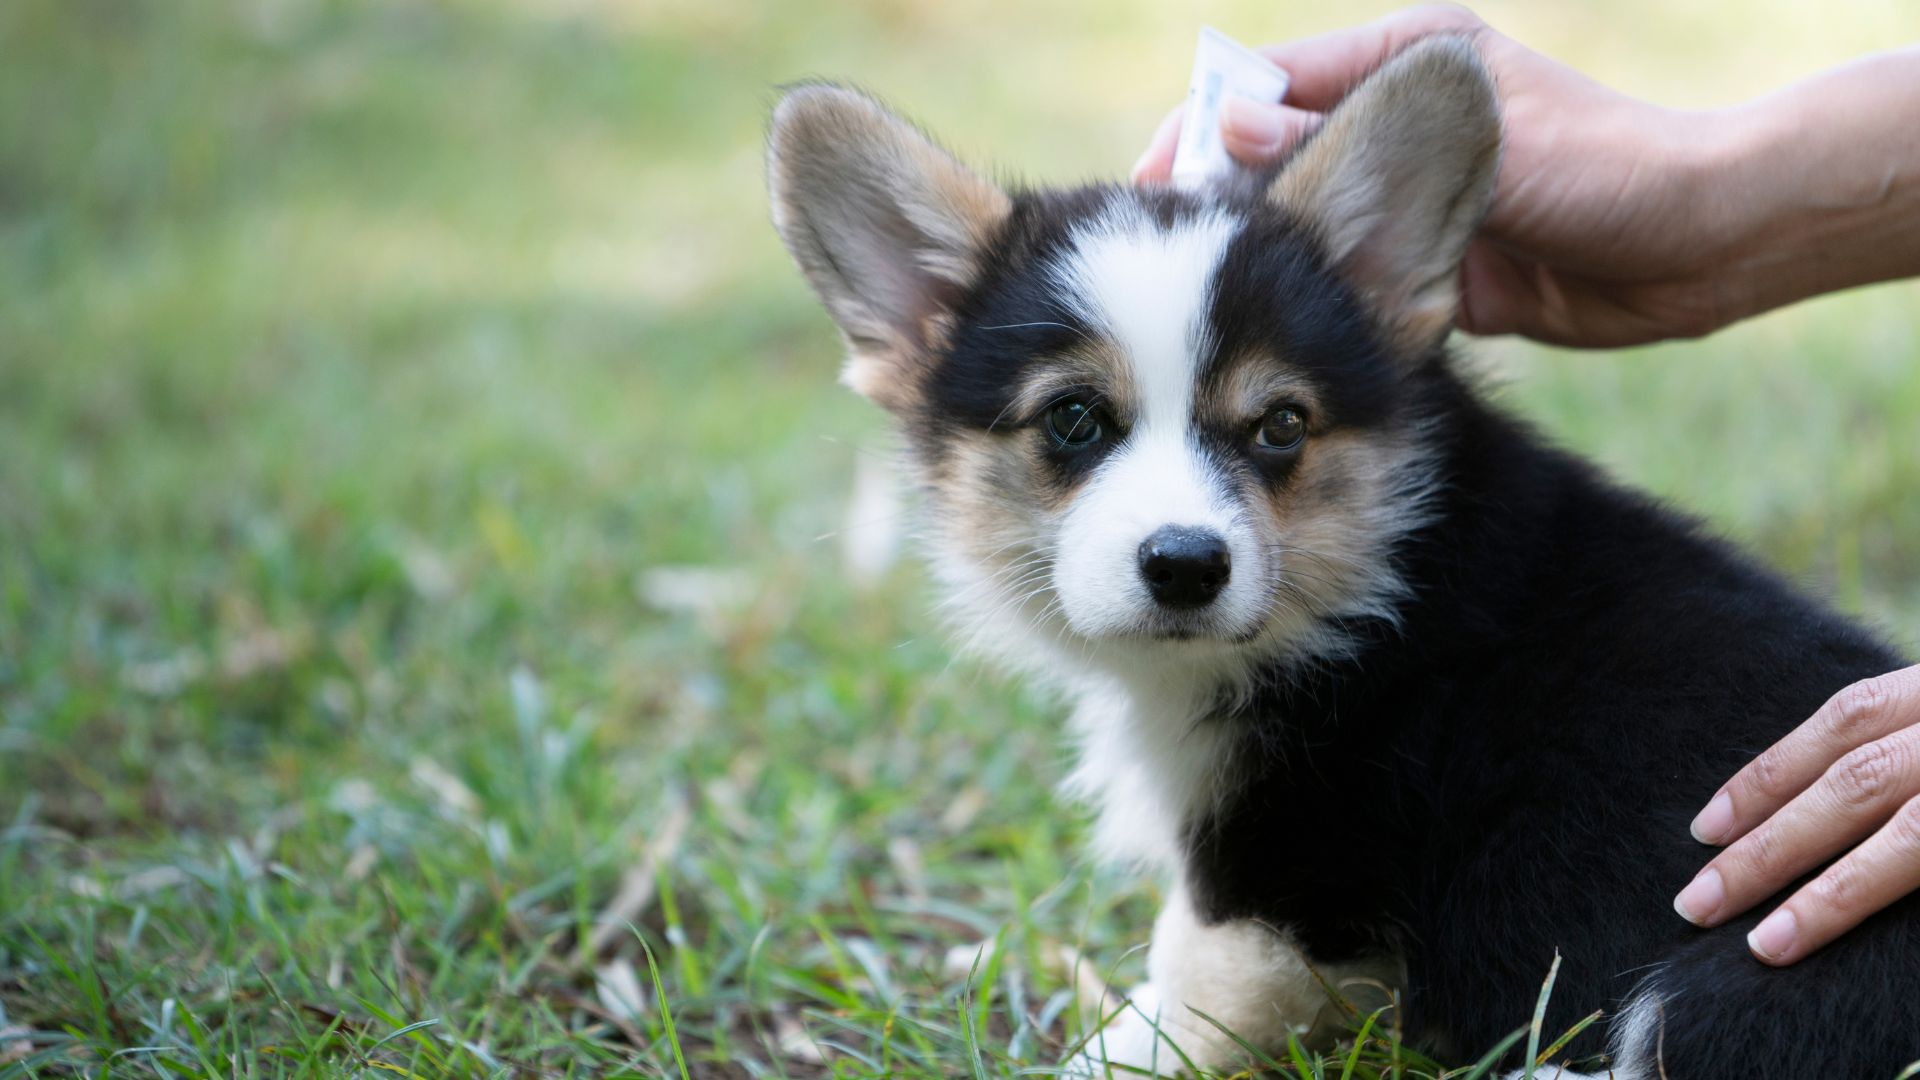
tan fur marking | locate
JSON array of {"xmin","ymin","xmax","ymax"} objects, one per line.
[
  {"xmin": 1197, "ymin": 352, "xmax": 1327, "ymax": 434},
  {"xmin": 1009, "ymin": 341, "xmax": 1140, "ymax": 431},
  {"xmin": 1249, "ymin": 428, "xmax": 1432, "ymax": 625}
]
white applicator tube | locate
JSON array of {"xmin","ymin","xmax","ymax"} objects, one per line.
[{"xmin": 1169, "ymin": 27, "xmax": 1291, "ymax": 192}]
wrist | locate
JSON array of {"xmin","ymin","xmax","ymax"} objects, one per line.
[
  {"xmin": 1675, "ymin": 101, "xmax": 1784, "ymax": 329},
  {"xmin": 1686, "ymin": 102, "xmax": 1777, "ymax": 253},
  {"xmin": 1695, "ymin": 50, "xmax": 1920, "ymax": 327}
]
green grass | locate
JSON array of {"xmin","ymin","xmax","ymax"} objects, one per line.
[{"xmin": 2, "ymin": 0, "xmax": 1917, "ymax": 1076}]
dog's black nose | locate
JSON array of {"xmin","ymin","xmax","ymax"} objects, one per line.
[{"xmin": 1138, "ymin": 526, "xmax": 1231, "ymax": 608}]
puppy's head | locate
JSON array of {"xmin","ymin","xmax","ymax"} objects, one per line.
[{"xmin": 769, "ymin": 39, "xmax": 1499, "ymax": 673}]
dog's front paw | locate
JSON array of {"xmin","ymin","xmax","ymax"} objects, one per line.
[{"xmin": 1064, "ymin": 984, "xmax": 1182, "ymax": 1078}]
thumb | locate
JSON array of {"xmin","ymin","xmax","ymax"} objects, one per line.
[{"xmin": 1220, "ymin": 97, "xmax": 1323, "ymax": 165}]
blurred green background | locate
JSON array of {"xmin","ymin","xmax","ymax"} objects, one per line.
[{"xmin": 1, "ymin": 0, "xmax": 1915, "ymax": 1075}]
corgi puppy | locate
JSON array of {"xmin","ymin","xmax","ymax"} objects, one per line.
[{"xmin": 767, "ymin": 36, "xmax": 1919, "ymax": 1079}]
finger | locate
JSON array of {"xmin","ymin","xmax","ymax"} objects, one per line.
[
  {"xmin": 1746, "ymin": 793, "xmax": 1920, "ymax": 965},
  {"xmin": 1258, "ymin": 3, "xmax": 1485, "ymax": 111},
  {"xmin": 1219, "ymin": 98, "xmax": 1323, "ymax": 166},
  {"xmin": 1454, "ymin": 239, "xmax": 1527, "ymax": 336},
  {"xmin": 1674, "ymin": 724, "xmax": 1920, "ymax": 927},
  {"xmin": 1130, "ymin": 106, "xmax": 1184, "ymax": 185},
  {"xmin": 1452, "ymin": 243, "xmax": 1686, "ymax": 347},
  {"xmin": 1691, "ymin": 665, "xmax": 1920, "ymax": 847}
]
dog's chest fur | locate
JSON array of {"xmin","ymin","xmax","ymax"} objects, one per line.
[{"xmin": 1060, "ymin": 666, "xmax": 1244, "ymax": 870}]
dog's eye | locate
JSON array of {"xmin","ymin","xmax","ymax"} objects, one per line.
[
  {"xmin": 1255, "ymin": 407, "xmax": 1306, "ymax": 451},
  {"xmin": 1045, "ymin": 400, "xmax": 1107, "ymax": 448}
]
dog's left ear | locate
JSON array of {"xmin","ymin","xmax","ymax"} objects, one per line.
[
  {"xmin": 1269, "ymin": 36, "xmax": 1500, "ymax": 353},
  {"xmin": 769, "ymin": 84, "xmax": 1011, "ymax": 410}
]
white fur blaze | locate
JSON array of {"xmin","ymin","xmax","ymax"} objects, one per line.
[{"xmin": 1047, "ymin": 203, "xmax": 1270, "ymax": 640}]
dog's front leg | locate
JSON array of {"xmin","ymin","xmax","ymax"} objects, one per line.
[{"xmin": 1071, "ymin": 883, "xmax": 1371, "ymax": 1077}]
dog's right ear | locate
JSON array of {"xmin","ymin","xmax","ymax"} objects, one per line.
[
  {"xmin": 769, "ymin": 85, "xmax": 1011, "ymax": 411},
  {"xmin": 1267, "ymin": 36, "xmax": 1500, "ymax": 355}
]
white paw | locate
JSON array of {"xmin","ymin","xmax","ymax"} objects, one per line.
[{"xmin": 1066, "ymin": 984, "xmax": 1180, "ymax": 1078}]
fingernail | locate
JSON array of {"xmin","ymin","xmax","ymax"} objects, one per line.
[
  {"xmin": 1748, "ymin": 908, "xmax": 1797, "ymax": 961},
  {"xmin": 1221, "ymin": 97, "xmax": 1284, "ymax": 153},
  {"xmin": 1690, "ymin": 792, "xmax": 1735, "ymax": 844},
  {"xmin": 1673, "ymin": 867, "xmax": 1724, "ymax": 925}
]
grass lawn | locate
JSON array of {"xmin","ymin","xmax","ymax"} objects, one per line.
[{"xmin": 2, "ymin": 1, "xmax": 1917, "ymax": 1076}]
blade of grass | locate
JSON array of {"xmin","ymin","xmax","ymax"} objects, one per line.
[
  {"xmin": 1059, "ymin": 995, "xmax": 1137, "ymax": 1077},
  {"xmin": 959, "ymin": 944, "xmax": 989, "ymax": 1080},
  {"xmin": 1340, "ymin": 1006, "xmax": 1388, "ymax": 1080},
  {"xmin": 369, "ymin": 1019, "xmax": 441, "ymax": 1053},
  {"xmin": 970, "ymin": 928, "xmax": 1009, "ymax": 1060},
  {"xmin": 352, "ymin": 998, "xmax": 448, "ymax": 1072},
  {"xmin": 1522, "ymin": 952, "xmax": 1561, "ymax": 1080},
  {"xmin": 1186, "ymin": 1006, "xmax": 1285, "ymax": 1075},
  {"xmin": 1135, "ymin": 1000, "xmax": 1199, "ymax": 1079},
  {"xmin": 1286, "ymin": 1031, "xmax": 1319, "ymax": 1079},
  {"xmin": 1532, "ymin": 1010, "xmax": 1603, "ymax": 1069},
  {"xmin": 641, "ymin": 936, "xmax": 692, "ymax": 1080}
]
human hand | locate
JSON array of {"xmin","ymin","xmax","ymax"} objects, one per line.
[
  {"xmin": 1131, "ymin": 4, "xmax": 1751, "ymax": 348},
  {"xmin": 1673, "ymin": 665, "xmax": 1920, "ymax": 965}
]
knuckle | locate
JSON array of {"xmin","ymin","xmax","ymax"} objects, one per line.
[
  {"xmin": 1745, "ymin": 747, "xmax": 1794, "ymax": 799},
  {"xmin": 1416, "ymin": 2, "xmax": 1482, "ymax": 25},
  {"xmin": 1736, "ymin": 823, "xmax": 1787, "ymax": 877},
  {"xmin": 1826, "ymin": 678, "xmax": 1890, "ymax": 740},
  {"xmin": 1827, "ymin": 672, "xmax": 1889, "ymax": 730},
  {"xmin": 1394, "ymin": 3, "xmax": 1486, "ymax": 36},
  {"xmin": 1805, "ymin": 864, "xmax": 1863, "ymax": 916},
  {"xmin": 1829, "ymin": 743, "xmax": 1898, "ymax": 808}
]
